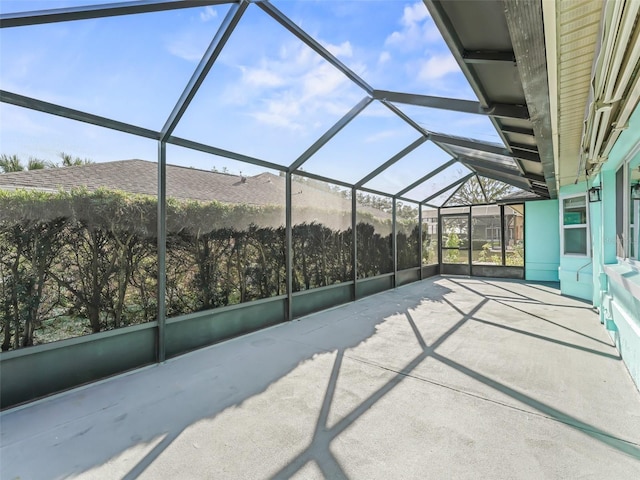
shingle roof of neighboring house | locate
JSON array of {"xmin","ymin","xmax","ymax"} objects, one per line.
[
  {"xmin": 0, "ymin": 159, "xmax": 285, "ymax": 205},
  {"xmin": 0, "ymin": 159, "xmax": 391, "ymax": 222}
]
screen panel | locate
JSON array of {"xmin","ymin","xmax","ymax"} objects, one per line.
[
  {"xmin": 0, "ymin": 104, "xmax": 157, "ymax": 350},
  {"xmin": 165, "ymin": 144, "xmax": 285, "ymax": 316},
  {"xmin": 355, "ymin": 190, "xmax": 393, "ymax": 278},
  {"xmin": 292, "ymin": 175, "xmax": 352, "ymax": 291}
]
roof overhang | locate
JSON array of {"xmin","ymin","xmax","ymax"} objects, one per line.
[
  {"xmin": 424, "ymin": 0, "xmax": 556, "ymax": 198},
  {"xmin": 544, "ymin": 1, "xmax": 640, "ymax": 188}
]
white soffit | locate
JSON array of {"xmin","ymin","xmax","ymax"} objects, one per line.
[{"xmin": 554, "ymin": 0, "xmax": 602, "ymax": 187}]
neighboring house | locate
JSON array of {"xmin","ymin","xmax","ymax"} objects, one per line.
[
  {"xmin": 0, "ymin": 160, "xmax": 527, "ymax": 242},
  {"xmin": 421, "ymin": 204, "xmax": 524, "ymax": 250},
  {"xmin": 0, "ymin": 159, "xmax": 394, "ymax": 230}
]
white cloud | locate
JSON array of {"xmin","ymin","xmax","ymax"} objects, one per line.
[
  {"xmin": 401, "ymin": 2, "xmax": 429, "ymax": 26},
  {"xmin": 378, "ymin": 51, "xmax": 391, "ymax": 64},
  {"xmin": 385, "ymin": 1, "xmax": 441, "ymax": 50},
  {"xmin": 223, "ymin": 41, "xmax": 357, "ymax": 131},
  {"xmin": 325, "ymin": 41, "xmax": 353, "ymax": 58},
  {"xmin": 200, "ymin": 6, "xmax": 218, "ymax": 22},
  {"xmin": 166, "ymin": 34, "xmax": 206, "ymax": 62},
  {"xmin": 166, "ymin": 7, "xmax": 221, "ymax": 61},
  {"xmin": 418, "ymin": 54, "xmax": 459, "ymax": 81},
  {"xmin": 250, "ymin": 111, "xmax": 303, "ymax": 131},
  {"xmin": 241, "ymin": 66, "xmax": 285, "ymax": 88},
  {"xmin": 302, "ymin": 62, "xmax": 346, "ymax": 99}
]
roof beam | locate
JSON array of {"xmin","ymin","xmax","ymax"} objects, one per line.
[
  {"xmin": 431, "ymin": 135, "xmax": 527, "ymax": 175},
  {"xmin": 442, "ymin": 180, "xmax": 468, "ymax": 207},
  {"xmin": 380, "ymin": 100, "xmax": 428, "ymax": 136},
  {"xmin": 522, "ymin": 172, "xmax": 546, "ymax": 184},
  {"xmin": 291, "ymin": 170, "xmax": 352, "ymax": 190},
  {"xmin": 359, "ymin": 186, "xmax": 414, "ymax": 203},
  {"xmin": 290, "ymin": 170, "xmax": 413, "ymax": 203},
  {"xmin": 423, "ymin": 0, "xmax": 534, "ymax": 169},
  {"xmin": 462, "ymin": 50, "xmax": 516, "ymax": 65},
  {"xmin": 428, "ymin": 132, "xmax": 511, "ymax": 157},
  {"xmin": 380, "ymin": 100, "xmax": 522, "ymax": 189},
  {"xmin": 354, "ymin": 136, "xmax": 427, "ymax": 188},
  {"xmin": 458, "ymin": 157, "xmax": 524, "ymax": 179},
  {"xmin": 394, "ymin": 158, "xmax": 458, "ymax": 198},
  {"xmin": 510, "ymin": 148, "xmax": 541, "ymax": 163},
  {"xmin": 474, "ymin": 170, "xmax": 531, "ymax": 192},
  {"xmin": 0, "ymin": 89, "xmax": 160, "ymax": 140},
  {"xmin": 509, "ymin": 142, "xmax": 539, "ymax": 154},
  {"xmin": 423, "ymin": 0, "xmax": 491, "ymax": 107},
  {"xmin": 476, "ymin": 174, "xmax": 489, "ymax": 204},
  {"xmin": 0, "ymin": 0, "xmax": 232, "ymax": 28},
  {"xmin": 256, "ymin": 1, "xmax": 373, "ymax": 95},
  {"xmin": 531, "ymin": 185, "xmax": 550, "ymax": 198},
  {"xmin": 161, "ymin": 1, "xmax": 247, "ymax": 140},
  {"xmin": 167, "ymin": 136, "xmax": 285, "ymax": 172},
  {"xmin": 422, "ymin": 173, "xmax": 474, "ymax": 204},
  {"xmin": 501, "ymin": 125, "xmax": 535, "ymax": 137},
  {"xmin": 503, "ymin": 0, "xmax": 557, "ymax": 197},
  {"xmin": 372, "ymin": 90, "xmax": 529, "ymax": 120},
  {"xmin": 289, "ymin": 96, "xmax": 373, "ymax": 172}
]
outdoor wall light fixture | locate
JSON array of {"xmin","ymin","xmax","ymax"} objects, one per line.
[
  {"xmin": 588, "ymin": 186, "xmax": 601, "ymax": 202},
  {"xmin": 632, "ymin": 182, "xmax": 640, "ymax": 200}
]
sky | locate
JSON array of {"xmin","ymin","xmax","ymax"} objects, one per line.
[{"xmin": 0, "ymin": 0, "xmax": 504, "ymax": 204}]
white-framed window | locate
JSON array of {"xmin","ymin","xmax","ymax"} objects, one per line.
[
  {"xmin": 485, "ymin": 226, "xmax": 500, "ymax": 242},
  {"xmin": 613, "ymin": 141, "xmax": 640, "ymax": 263},
  {"xmin": 628, "ymin": 146, "xmax": 640, "ymax": 262},
  {"xmin": 631, "ymin": 195, "xmax": 639, "ymax": 260},
  {"xmin": 561, "ymin": 194, "xmax": 589, "ymax": 256}
]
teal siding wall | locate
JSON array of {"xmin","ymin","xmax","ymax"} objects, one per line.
[
  {"xmin": 525, "ymin": 200, "xmax": 560, "ymax": 281},
  {"xmin": 558, "ymin": 182, "xmax": 593, "ymax": 301},
  {"xmin": 596, "ymin": 102, "xmax": 640, "ymax": 391}
]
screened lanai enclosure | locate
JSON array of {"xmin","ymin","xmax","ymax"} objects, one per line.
[{"xmin": 0, "ymin": 0, "xmax": 620, "ymax": 410}]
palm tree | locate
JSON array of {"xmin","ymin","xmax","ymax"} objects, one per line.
[
  {"xmin": 0, "ymin": 154, "xmax": 25, "ymax": 173},
  {"xmin": 59, "ymin": 152, "xmax": 93, "ymax": 167},
  {"xmin": 27, "ymin": 157, "xmax": 48, "ymax": 170}
]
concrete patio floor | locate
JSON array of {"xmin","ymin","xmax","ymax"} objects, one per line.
[{"xmin": 1, "ymin": 276, "xmax": 640, "ymax": 479}]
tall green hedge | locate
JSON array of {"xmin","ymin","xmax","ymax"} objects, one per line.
[{"xmin": 0, "ymin": 188, "xmax": 416, "ymax": 351}]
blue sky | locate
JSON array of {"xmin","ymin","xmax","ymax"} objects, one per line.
[{"xmin": 0, "ymin": 0, "xmax": 503, "ymax": 203}]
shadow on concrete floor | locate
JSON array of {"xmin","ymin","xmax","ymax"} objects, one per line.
[{"xmin": 1, "ymin": 277, "xmax": 639, "ymax": 480}]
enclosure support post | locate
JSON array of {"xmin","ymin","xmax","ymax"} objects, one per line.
[
  {"xmin": 285, "ymin": 172, "xmax": 293, "ymax": 321},
  {"xmin": 500, "ymin": 205, "xmax": 507, "ymax": 266},
  {"xmin": 419, "ymin": 205, "xmax": 423, "ymax": 280},
  {"xmin": 467, "ymin": 210, "xmax": 472, "ymax": 268},
  {"xmin": 352, "ymin": 187, "xmax": 358, "ymax": 300},
  {"xmin": 437, "ymin": 207, "xmax": 443, "ymax": 267},
  {"xmin": 522, "ymin": 205, "xmax": 527, "ymax": 275},
  {"xmin": 157, "ymin": 141, "xmax": 167, "ymax": 363},
  {"xmin": 392, "ymin": 197, "xmax": 397, "ymax": 288}
]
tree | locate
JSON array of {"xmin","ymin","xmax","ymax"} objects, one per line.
[
  {"xmin": 0, "ymin": 154, "xmax": 24, "ymax": 173},
  {"xmin": 445, "ymin": 232, "xmax": 461, "ymax": 263},
  {"xmin": 447, "ymin": 176, "xmax": 516, "ymax": 205},
  {"xmin": 0, "ymin": 219, "xmax": 67, "ymax": 347},
  {"xmin": 1, "ymin": 153, "xmax": 84, "ymax": 173},
  {"xmin": 58, "ymin": 152, "xmax": 93, "ymax": 167},
  {"xmin": 27, "ymin": 157, "xmax": 49, "ymax": 170}
]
